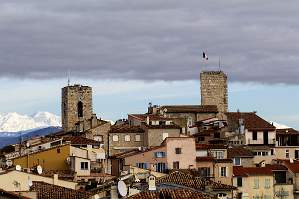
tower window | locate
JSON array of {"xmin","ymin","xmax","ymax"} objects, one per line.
[{"xmin": 78, "ymin": 101, "xmax": 83, "ymax": 117}]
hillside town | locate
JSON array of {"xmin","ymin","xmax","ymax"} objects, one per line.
[{"xmin": 0, "ymin": 70, "xmax": 298, "ymax": 199}]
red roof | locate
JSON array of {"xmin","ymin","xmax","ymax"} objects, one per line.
[
  {"xmin": 109, "ymin": 124, "xmax": 144, "ymax": 134},
  {"xmin": 227, "ymin": 146, "xmax": 254, "ymax": 158},
  {"xmin": 226, "ymin": 112, "xmax": 275, "ymax": 131},
  {"xmin": 63, "ymin": 136, "xmax": 100, "ymax": 145},
  {"xmin": 233, "ymin": 166, "xmax": 272, "ymax": 176},
  {"xmin": 196, "ymin": 144, "xmax": 228, "ymax": 150},
  {"xmin": 282, "ymin": 159, "xmax": 299, "ymax": 173},
  {"xmin": 276, "ymin": 128, "xmax": 299, "ymax": 135},
  {"xmin": 160, "ymin": 105, "xmax": 218, "ymax": 113}
]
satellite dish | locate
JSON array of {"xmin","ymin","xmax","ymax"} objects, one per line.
[
  {"xmin": 26, "ymin": 142, "xmax": 30, "ymax": 148},
  {"xmin": 16, "ymin": 165, "xmax": 21, "ymax": 171},
  {"xmin": 6, "ymin": 160, "xmax": 12, "ymax": 167},
  {"xmin": 37, "ymin": 165, "xmax": 43, "ymax": 174},
  {"xmin": 117, "ymin": 180, "xmax": 127, "ymax": 197}
]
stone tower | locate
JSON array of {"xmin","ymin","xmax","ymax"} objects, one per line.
[
  {"xmin": 61, "ymin": 84, "xmax": 93, "ymax": 132},
  {"xmin": 200, "ymin": 71, "xmax": 228, "ymax": 113}
]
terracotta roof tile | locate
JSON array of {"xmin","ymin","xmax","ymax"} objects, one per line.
[
  {"xmin": 127, "ymin": 188, "xmax": 215, "ymax": 199},
  {"xmin": 157, "ymin": 171, "xmax": 236, "ymax": 191},
  {"xmin": 31, "ymin": 181, "xmax": 91, "ymax": 199},
  {"xmin": 226, "ymin": 112, "xmax": 275, "ymax": 131},
  {"xmin": 233, "ymin": 166, "xmax": 272, "ymax": 176},
  {"xmin": 227, "ymin": 146, "xmax": 254, "ymax": 158},
  {"xmin": 63, "ymin": 136, "xmax": 100, "ymax": 145},
  {"xmin": 160, "ymin": 105, "xmax": 218, "ymax": 113},
  {"xmin": 109, "ymin": 124, "xmax": 144, "ymax": 134},
  {"xmin": 282, "ymin": 159, "xmax": 299, "ymax": 173},
  {"xmin": 196, "ymin": 144, "xmax": 228, "ymax": 150},
  {"xmin": 276, "ymin": 128, "xmax": 299, "ymax": 135}
]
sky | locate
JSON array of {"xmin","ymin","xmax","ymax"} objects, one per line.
[{"xmin": 0, "ymin": 1, "xmax": 298, "ymax": 129}]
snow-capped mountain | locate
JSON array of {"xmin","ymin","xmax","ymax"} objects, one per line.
[
  {"xmin": 0, "ymin": 112, "xmax": 61, "ymax": 132},
  {"xmin": 270, "ymin": 121, "xmax": 290, "ymax": 129}
]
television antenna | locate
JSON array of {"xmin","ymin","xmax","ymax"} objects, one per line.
[
  {"xmin": 117, "ymin": 180, "xmax": 128, "ymax": 197},
  {"xmin": 37, "ymin": 165, "xmax": 43, "ymax": 175}
]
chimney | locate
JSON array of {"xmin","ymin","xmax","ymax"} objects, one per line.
[
  {"xmin": 146, "ymin": 116, "xmax": 150, "ymax": 125},
  {"xmin": 53, "ymin": 174, "xmax": 58, "ymax": 185},
  {"xmin": 148, "ymin": 175, "xmax": 156, "ymax": 191},
  {"xmin": 110, "ymin": 185, "xmax": 119, "ymax": 199}
]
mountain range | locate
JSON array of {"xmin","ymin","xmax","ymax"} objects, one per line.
[{"xmin": 0, "ymin": 112, "xmax": 61, "ymax": 133}]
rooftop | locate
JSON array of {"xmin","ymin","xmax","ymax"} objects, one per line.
[
  {"xmin": 227, "ymin": 146, "xmax": 254, "ymax": 158},
  {"xmin": 109, "ymin": 124, "xmax": 144, "ymax": 134},
  {"xmin": 226, "ymin": 112, "xmax": 276, "ymax": 131},
  {"xmin": 127, "ymin": 188, "xmax": 216, "ymax": 199},
  {"xmin": 31, "ymin": 181, "xmax": 91, "ymax": 199},
  {"xmin": 160, "ymin": 105, "xmax": 218, "ymax": 114},
  {"xmin": 233, "ymin": 166, "xmax": 273, "ymax": 177},
  {"xmin": 157, "ymin": 171, "xmax": 236, "ymax": 191}
]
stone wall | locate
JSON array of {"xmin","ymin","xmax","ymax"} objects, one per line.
[
  {"xmin": 200, "ymin": 71, "xmax": 228, "ymax": 113},
  {"xmin": 61, "ymin": 85, "xmax": 93, "ymax": 132}
]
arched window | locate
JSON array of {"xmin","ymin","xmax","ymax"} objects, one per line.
[{"xmin": 78, "ymin": 101, "xmax": 83, "ymax": 117}]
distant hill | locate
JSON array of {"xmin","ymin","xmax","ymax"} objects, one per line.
[{"xmin": 0, "ymin": 126, "xmax": 62, "ymax": 148}]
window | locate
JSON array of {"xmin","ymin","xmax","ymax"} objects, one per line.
[
  {"xmin": 234, "ymin": 157, "xmax": 241, "ymax": 166},
  {"xmin": 213, "ymin": 151, "xmax": 224, "ymax": 159},
  {"xmin": 80, "ymin": 162, "xmax": 88, "ymax": 170},
  {"xmin": 253, "ymin": 178, "xmax": 259, "ymax": 189},
  {"xmin": 220, "ymin": 167, "xmax": 227, "ymax": 177},
  {"xmin": 237, "ymin": 177, "xmax": 242, "ymax": 187},
  {"xmin": 173, "ymin": 161, "xmax": 179, "ymax": 169},
  {"xmin": 198, "ymin": 137, "xmax": 205, "ymax": 142},
  {"xmin": 135, "ymin": 134, "xmax": 141, "ymax": 142},
  {"xmin": 295, "ymin": 150, "xmax": 299, "ymax": 159},
  {"xmin": 162, "ymin": 133, "xmax": 168, "ymax": 140},
  {"xmin": 154, "ymin": 152, "xmax": 166, "ymax": 158},
  {"xmin": 94, "ymin": 135, "xmax": 103, "ymax": 142},
  {"xmin": 175, "ymin": 148, "xmax": 182, "ymax": 154},
  {"xmin": 264, "ymin": 178, "xmax": 270, "ymax": 189},
  {"xmin": 155, "ymin": 162, "xmax": 167, "ymax": 173},
  {"xmin": 198, "ymin": 167, "xmax": 210, "ymax": 177},
  {"xmin": 271, "ymin": 149, "xmax": 274, "ymax": 155},
  {"xmin": 57, "ymin": 148, "xmax": 60, "ymax": 153},
  {"xmin": 214, "ymin": 132, "xmax": 220, "ymax": 139},
  {"xmin": 112, "ymin": 135, "xmax": 119, "ymax": 142},
  {"xmin": 252, "ymin": 131, "xmax": 257, "ymax": 140},
  {"xmin": 136, "ymin": 163, "xmax": 148, "ymax": 169},
  {"xmin": 286, "ymin": 149, "xmax": 289, "ymax": 158},
  {"xmin": 124, "ymin": 135, "xmax": 130, "ymax": 142},
  {"xmin": 77, "ymin": 101, "xmax": 83, "ymax": 117}
]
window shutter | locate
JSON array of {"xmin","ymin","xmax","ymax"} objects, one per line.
[
  {"xmin": 219, "ymin": 167, "xmax": 221, "ymax": 177},
  {"xmin": 226, "ymin": 166, "xmax": 229, "ymax": 177}
]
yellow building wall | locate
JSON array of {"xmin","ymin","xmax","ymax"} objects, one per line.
[{"xmin": 12, "ymin": 144, "xmax": 71, "ymax": 171}]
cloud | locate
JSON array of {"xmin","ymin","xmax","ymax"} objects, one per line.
[{"xmin": 0, "ymin": 1, "xmax": 299, "ymax": 83}]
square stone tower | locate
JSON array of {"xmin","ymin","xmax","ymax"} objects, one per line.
[
  {"xmin": 200, "ymin": 71, "xmax": 228, "ymax": 113},
  {"xmin": 61, "ymin": 84, "xmax": 93, "ymax": 132}
]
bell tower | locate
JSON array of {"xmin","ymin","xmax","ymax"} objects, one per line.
[
  {"xmin": 61, "ymin": 84, "xmax": 93, "ymax": 132},
  {"xmin": 200, "ymin": 71, "xmax": 228, "ymax": 113}
]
